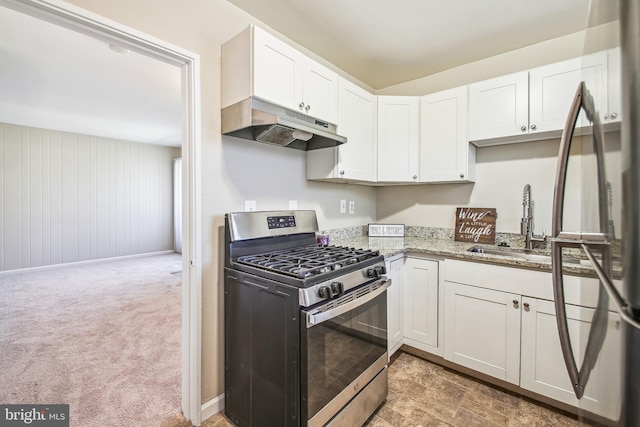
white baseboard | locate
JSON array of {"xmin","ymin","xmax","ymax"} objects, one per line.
[
  {"xmin": 200, "ymin": 394, "xmax": 225, "ymax": 424},
  {"xmin": 0, "ymin": 250, "xmax": 177, "ymax": 276}
]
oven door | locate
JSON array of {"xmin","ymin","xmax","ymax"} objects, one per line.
[{"xmin": 301, "ymin": 278, "xmax": 390, "ymax": 427}]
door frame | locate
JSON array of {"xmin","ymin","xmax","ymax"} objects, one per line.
[{"xmin": 0, "ymin": 0, "xmax": 203, "ymax": 424}]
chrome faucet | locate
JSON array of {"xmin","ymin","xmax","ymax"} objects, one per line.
[{"xmin": 521, "ymin": 184, "xmax": 547, "ymax": 250}]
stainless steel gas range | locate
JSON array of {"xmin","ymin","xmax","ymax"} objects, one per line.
[{"xmin": 224, "ymin": 210, "xmax": 389, "ymax": 427}]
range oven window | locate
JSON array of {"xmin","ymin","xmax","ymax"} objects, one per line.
[{"xmin": 302, "ymin": 285, "xmax": 387, "ymax": 422}]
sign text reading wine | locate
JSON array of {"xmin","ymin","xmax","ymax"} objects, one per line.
[{"xmin": 454, "ymin": 208, "xmax": 496, "ymax": 244}]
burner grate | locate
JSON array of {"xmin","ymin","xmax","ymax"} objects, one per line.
[{"xmin": 235, "ymin": 244, "xmax": 380, "ymax": 279}]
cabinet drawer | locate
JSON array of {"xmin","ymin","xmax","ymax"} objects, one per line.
[{"xmin": 443, "ymin": 259, "xmax": 620, "ymax": 309}]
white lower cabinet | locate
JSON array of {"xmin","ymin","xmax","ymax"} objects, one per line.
[
  {"xmin": 403, "ymin": 257, "xmax": 440, "ymax": 354},
  {"xmin": 443, "ymin": 259, "xmax": 622, "ymax": 420},
  {"xmin": 386, "ymin": 256, "xmax": 404, "ymax": 356},
  {"xmin": 520, "ymin": 298, "xmax": 621, "ymax": 420},
  {"xmin": 443, "ymin": 282, "xmax": 522, "ymax": 384}
]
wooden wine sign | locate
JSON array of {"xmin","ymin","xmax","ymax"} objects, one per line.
[{"xmin": 455, "ymin": 207, "xmax": 496, "ymax": 244}]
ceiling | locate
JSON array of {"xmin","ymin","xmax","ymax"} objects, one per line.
[
  {"xmin": 0, "ymin": 2, "xmax": 616, "ymax": 146},
  {"xmin": 228, "ymin": 0, "xmax": 615, "ymax": 89},
  {"xmin": 0, "ymin": 6, "xmax": 182, "ymax": 147}
]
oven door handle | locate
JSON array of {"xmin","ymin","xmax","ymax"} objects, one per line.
[{"xmin": 305, "ymin": 279, "xmax": 391, "ymax": 328}]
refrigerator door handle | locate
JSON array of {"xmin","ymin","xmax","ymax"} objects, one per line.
[
  {"xmin": 582, "ymin": 244, "xmax": 640, "ymax": 330},
  {"xmin": 551, "ymin": 81, "xmax": 612, "ymax": 399}
]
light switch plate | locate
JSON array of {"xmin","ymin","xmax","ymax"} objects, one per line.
[
  {"xmin": 340, "ymin": 200, "xmax": 347, "ymax": 214},
  {"xmin": 348, "ymin": 201, "xmax": 355, "ymax": 215}
]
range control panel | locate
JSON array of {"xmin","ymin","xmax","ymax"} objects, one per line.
[{"xmin": 267, "ymin": 215, "xmax": 296, "ymax": 229}]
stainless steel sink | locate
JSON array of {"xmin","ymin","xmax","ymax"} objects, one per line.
[
  {"xmin": 466, "ymin": 245, "xmax": 583, "ymax": 264},
  {"xmin": 465, "ymin": 246, "xmax": 623, "ymax": 273}
]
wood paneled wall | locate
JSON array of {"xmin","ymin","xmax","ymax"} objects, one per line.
[{"xmin": 0, "ymin": 123, "xmax": 175, "ymax": 272}]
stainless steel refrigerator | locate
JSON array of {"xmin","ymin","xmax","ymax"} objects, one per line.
[{"xmin": 551, "ymin": 0, "xmax": 640, "ymax": 425}]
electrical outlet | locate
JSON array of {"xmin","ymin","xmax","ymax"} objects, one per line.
[
  {"xmin": 244, "ymin": 200, "xmax": 257, "ymax": 212},
  {"xmin": 289, "ymin": 200, "xmax": 298, "ymax": 210},
  {"xmin": 340, "ymin": 200, "xmax": 347, "ymax": 214},
  {"xmin": 348, "ymin": 201, "xmax": 355, "ymax": 215}
]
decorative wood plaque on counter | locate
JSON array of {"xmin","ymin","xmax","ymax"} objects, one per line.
[{"xmin": 455, "ymin": 207, "xmax": 496, "ymax": 244}]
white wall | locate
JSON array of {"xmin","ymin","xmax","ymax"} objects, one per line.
[
  {"xmin": 0, "ymin": 123, "xmax": 175, "ymax": 272},
  {"xmin": 376, "ymin": 21, "xmax": 618, "ymax": 95}
]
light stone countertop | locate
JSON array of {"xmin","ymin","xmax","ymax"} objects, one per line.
[{"xmin": 328, "ymin": 235, "xmax": 622, "ymax": 280}]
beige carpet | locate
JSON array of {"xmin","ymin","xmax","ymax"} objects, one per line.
[{"xmin": 0, "ymin": 253, "xmax": 189, "ymax": 426}]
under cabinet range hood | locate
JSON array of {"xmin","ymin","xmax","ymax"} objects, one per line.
[{"xmin": 221, "ymin": 97, "xmax": 347, "ymax": 150}]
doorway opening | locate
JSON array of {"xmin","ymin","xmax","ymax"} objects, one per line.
[{"xmin": 0, "ymin": 0, "xmax": 201, "ymax": 424}]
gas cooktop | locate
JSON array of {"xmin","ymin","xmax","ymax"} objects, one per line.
[{"xmin": 235, "ymin": 244, "xmax": 381, "ymax": 279}]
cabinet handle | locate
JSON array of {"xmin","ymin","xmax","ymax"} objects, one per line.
[
  {"xmin": 305, "ymin": 104, "xmax": 311, "ymax": 113},
  {"xmin": 339, "ymin": 170, "xmax": 345, "ymax": 175},
  {"xmin": 459, "ymin": 173, "xmax": 465, "ymax": 179},
  {"xmin": 611, "ymin": 112, "xmax": 618, "ymax": 119},
  {"xmin": 604, "ymin": 113, "xmax": 609, "ymax": 120},
  {"xmin": 299, "ymin": 102, "xmax": 305, "ymax": 110},
  {"xmin": 523, "ymin": 302, "xmax": 530, "ymax": 311},
  {"xmin": 531, "ymin": 124, "xmax": 537, "ymax": 131},
  {"xmin": 520, "ymin": 125, "xmax": 527, "ymax": 132},
  {"xmin": 513, "ymin": 299, "xmax": 519, "ymax": 308},
  {"xmin": 413, "ymin": 175, "xmax": 418, "ymax": 180}
]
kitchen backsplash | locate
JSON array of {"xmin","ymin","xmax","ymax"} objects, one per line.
[
  {"xmin": 318, "ymin": 225, "xmax": 368, "ymax": 241},
  {"xmin": 321, "ymin": 225, "xmax": 528, "ymax": 247},
  {"xmin": 320, "ymin": 224, "xmax": 622, "ymax": 260}
]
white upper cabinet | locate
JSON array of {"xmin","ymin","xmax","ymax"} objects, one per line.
[
  {"xmin": 377, "ymin": 96, "xmax": 420, "ymax": 182},
  {"xmin": 300, "ymin": 61, "xmax": 340, "ymax": 125},
  {"xmin": 307, "ymin": 78, "xmax": 377, "ymax": 182},
  {"xmin": 222, "ymin": 25, "xmax": 339, "ymax": 125},
  {"xmin": 420, "ymin": 87, "xmax": 476, "ymax": 183},
  {"xmin": 469, "ymin": 52, "xmax": 608, "ymax": 144},
  {"xmin": 468, "ymin": 71, "xmax": 529, "ymax": 141},
  {"xmin": 252, "ymin": 26, "xmax": 301, "ymax": 114},
  {"xmin": 605, "ymin": 47, "xmax": 621, "ymax": 124},
  {"xmin": 529, "ymin": 51, "xmax": 607, "ymax": 133}
]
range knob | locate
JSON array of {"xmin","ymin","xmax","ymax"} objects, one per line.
[
  {"xmin": 366, "ymin": 265, "xmax": 387, "ymax": 278},
  {"xmin": 318, "ymin": 286, "xmax": 331, "ymax": 299},
  {"xmin": 330, "ymin": 282, "xmax": 344, "ymax": 296}
]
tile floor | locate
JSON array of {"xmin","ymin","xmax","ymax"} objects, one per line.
[
  {"xmin": 202, "ymin": 351, "xmax": 580, "ymax": 427},
  {"xmin": 365, "ymin": 352, "xmax": 579, "ymax": 426}
]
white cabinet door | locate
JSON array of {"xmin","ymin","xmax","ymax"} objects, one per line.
[
  {"xmin": 377, "ymin": 96, "xmax": 420, "ymax": 182},
  {"xmin": 468, "ymin": 71, "xmax": 529, "ymax": 141},
  {"xmin": 251, "ymin": 26, "xmax": 339, "ymax": 125},
  {"xmin": 307, "ymin": 78, "xmax": 377, "ymax": 182},
  {"xmin": 403, "ymin": 258, "xmax": 439, "ymax": 353},
  {"xmin": 335, "ymin": 79, "xmax": 376, "ymax": 181},
  {"xmin": 253, "ymin": 26, "xmax": 303, "ymax": 113},
  {"xmin": 529, "ymin": 52, "xmax": 607, "ymax": 133},
  {"xmin": 386, "ymin": 257, "xmax": 404, "ymax": 357},
  {"xmin": 520, "ymin": 298, "xmax": 621, "ymax": 420},
  {"xmin": 420, "ymin": 87, "xmax": 475, "ymax": 183},
  {"xmin": 301, "ymin": 59, "xmax": 339, "ymax": 124},
  {"xmin": 605, "ymin": 47, "xmax": 621, "ymax": 124},
  {"xmin": 443, "ymin": 282, "xmax": 521, "ymax": 384}
]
